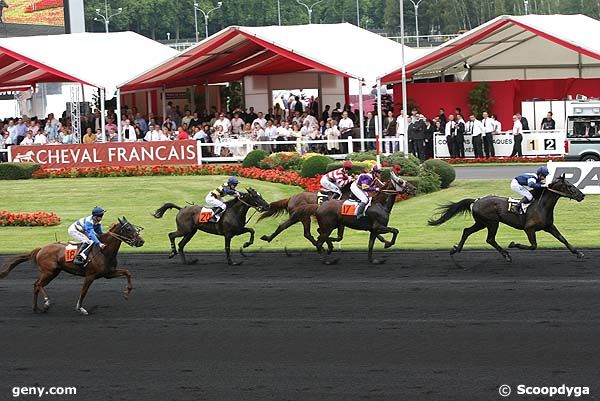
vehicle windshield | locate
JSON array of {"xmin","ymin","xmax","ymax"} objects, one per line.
[{"xmin": 567, "ymin": 117, "xmax": 600, "ymax": 138}]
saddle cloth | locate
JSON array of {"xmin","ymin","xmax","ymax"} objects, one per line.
[
  {"xmin": 507, "ymin": 197, "xmax": 531, "ymax": 214},
  {"xmin": 340, "ymin": 199, "xmax": 370, "ymax": 216},
  {"xmin": 198, "ymin": 207, "xmax": 216, "ymax": 223},
  {"xmin": 64, "ymin": 244, "xmax": 78, "ymax": 262}
]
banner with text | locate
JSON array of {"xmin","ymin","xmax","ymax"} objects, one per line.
[
  {"xmin": 10, "ymin": 140, "xmax": 199, "ymax": 169},
  {"xmin": 547, "ymin": 161, "xmax": 600, "ymax": 195},
  {"xmin": 434, "ymin": 131, "xmax": 565, "ymax": 158}
]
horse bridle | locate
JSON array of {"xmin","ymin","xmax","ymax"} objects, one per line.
[
  {"xmin": 106, "ymin": 223, "xmax": 143, "ymax": 246},
  {"xmin": 235, "ymin": 193, "xmax": 265, "ymax": 224}
]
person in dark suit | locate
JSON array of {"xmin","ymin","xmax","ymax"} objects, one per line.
[
  {"xmin": 517, "ymin": 113, "xmax": 529, "ymax": 131},
  {"xmin": 364, "ymin": 111, "xmax": 376, "ymax": 150},
  {"xmin": 454, "ymin": 114, "xmax": 466, "ymax": 158},
  {"xmin": 408, "ymin": 115, "xmax": 427, "ymax": 160},
  {"xmin": 322, "ymin": 105, "xmax": 330, "ymax": 122},
  {"xmin": 424, "ymin": 118, "xmax": 435, "ymax": 159}
]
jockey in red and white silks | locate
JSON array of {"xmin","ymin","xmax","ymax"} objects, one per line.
[{"xmin": 319, "ymin": 160, "xmax": 353, "ymax": 199}]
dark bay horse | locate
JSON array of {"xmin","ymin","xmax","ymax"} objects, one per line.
[
  {"xmin": 153, "ymin": 188, "xmax": 269, "ymax": 265},
  {"xmin": 428, "ymin": 174, "xmax": 585, "ymax": 261},
  {"xmin": 294, "ymin": 172, "xmax": 416, "ymax": 264},
  {"xmin": 258, "ymin": 185, "xmax": 352, "ymax": 246},
  {"xmin": 0, "ymin": 217, "xmax": 145, "ymax": 315}
]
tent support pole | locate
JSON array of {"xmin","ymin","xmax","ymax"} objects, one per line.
[
  {"xmin": 147, "ymin": 90, "xmax": 152, "ymax": 115},
  {"xmin": 116, "ymin": 89, "xmax": 122, "ymax": 142},
  {"xmin": 162, "ymin": 86, "xmax": 167, "ymax": 123},
  {"xmin": 100, "ymin": 88, "xmax": 106, "ymax": 143},
  {"xmin": 205, "ymin": 81, "xmax": 210, "ymax": 114},
  {"xmin": 377, "ymin": 79, "xmax": 383, "ymax": 164},
  {"xmin": 358, "ymin": 80, "xmax": 365, "ymax": 152}
]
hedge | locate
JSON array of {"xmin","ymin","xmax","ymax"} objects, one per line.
[
  {"xmin": 423, "ymin": 159, "xmax": 456, "ymax": 189},
  {"xmin": 347, "ymin": 150, "xmax": 421, "ymax": 176},
  {"xmin": 0, "ymin": 163, "xmax": 41, "ymax": 180},
  {"xmin": 242, "ymin": 149, "xmax": 268, "ymax": 168},
  {"xmin": 416, "ymin": 167, "xmax": 442, "ymax": 194},
  {"xmin": 300, "ymin": 155, "xmax": 334, "ymax": 178}
]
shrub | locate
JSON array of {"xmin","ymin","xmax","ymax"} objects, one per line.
[
  {"xmin": 347, "ymin": 150, "xmax": 377, "ymax": 162},
  {"xmin": 0, "ymin": 163, "xmax": 41, "ymax": 180},
  {"xmin": 381, "ymin": 153, "xmax": 421, "ymax": 176},
  {"xmin": 417, "ymin": 166, "xmax": 441, "ymax": 194},
  {"xmin": 423, "ymin": 159, "xmax": 456, "ymax": 188},
  {"xmin": 242, "ymin": 149, "xmax": 268, "ymax": 168},
  {"xmin": 259, "ymin": 152, "xmax": 304, "ymax": 171},
  {"xmin": 300, "ymin": 155, "xmax": 334, "ymax": 178}
]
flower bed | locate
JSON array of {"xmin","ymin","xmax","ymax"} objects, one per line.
[
  {"xmin": 32, "ymin": 165, "xmax": 322, "ymax": 192},
  {"xmin": 25, "ymin": 0, "xmax": 64, "ymax": 12},
  {"xmin": 444, "ymin": 156, "xmax": 564, "ymax": 164},
  {"xmin": 0, "ymin": 210, "xmax": 61, "ymax": 227}
]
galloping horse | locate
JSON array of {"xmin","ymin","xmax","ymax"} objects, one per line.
[
  {"xmin": 0, "ymin": 217, "xmax": 145, "ymax": 315},
  {"xmin": 294, "ymin": 172, "xmax": 416, "ymax": 264},
  {"xmin": 428, "ymin": 174, "xmax": 585, "ymax": 261},
  {"xmin": 153, "ymin": 188, "xmax": 269, "ymax": 265},
  {"xmin": 258, "ymin": 185, "xmax": 353, "ymax": 246}
]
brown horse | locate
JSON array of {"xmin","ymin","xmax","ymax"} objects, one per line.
[
  {"xmin": 0, "ymin": 217, "xmax": 145, "ymax": 315},
  {"xmin": 153, "ymin": 188, "xmax": 269, "ymax": 266},
  {"xmin": 294, "ymin": 172, "xmax": 416, "ymax": 264},
  {"xmin": 258, "ymin": 184, "xmax": 353, "ymax": 246},
  {"xmin": 428, "ymin": 174, "xmax": 585, "ymax": 261}
]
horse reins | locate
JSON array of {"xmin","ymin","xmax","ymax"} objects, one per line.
[{"xmin": 236, "ymin": 195, "xmax": 261, "ymax": 224}]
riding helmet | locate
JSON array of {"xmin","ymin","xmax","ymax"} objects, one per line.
[
  {"xmin": 228, "ymin": 176, "xmax": 239, "ymax": 186},
  {"xmin": 343, "ymin": 160, "xmax": 353, "ymax": 170},
  {"xmin": 371, "ymin": 165, "xmax": 381, "ymax": 174},
  {"xmin": 92, "ymin": 206, "xmax": 106, "ymax": 217},
  {"xmin": 537, "ymin": 166, "xmax": 549, "ymax": 177}
]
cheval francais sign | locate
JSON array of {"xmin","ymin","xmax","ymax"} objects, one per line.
[{"xmin": 10, "ymin": 141, "xmax": 199, "ymax": 169}]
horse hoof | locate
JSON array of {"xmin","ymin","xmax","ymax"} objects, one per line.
[
  {"xmin": 242, "ymin": 242, "xmax": 252, "ymax": 249},
  {"xmin": 449, "ymin": 245, "xmax": 459, "ymax": 255},
  {"xmin": 260, "ymin": 235, "xmax": 270, "ymax": 242},
  {"xmin": 576, "ymin": 251, "xmax": 585, "ymax": 259},
  {"xmin": 230, "ymin": 261, "xmax": 243, "ymax": 266},
  {"xmin": 168, "ymin": 252, "xmax": 177, "ymax": 259},
  {"xmin": 502, "ymin": 253, "xmax": 512, "ymax": 262},
  {"xmin": 508, "ymin": 241, "xmax": 517, "ymax": 248},
  {"xmin": 384, "ymin": 241, "xmax": 393, "ymax": 249},
  {"xmin": 43, "ymin": 299, "xmax": 51, "ymax": 311},
  {"xmin": 77, "ymin": 307, "xmax": 89, "ymax": 316}
]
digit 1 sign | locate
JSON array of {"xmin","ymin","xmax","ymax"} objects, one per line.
[{"xmin": 527, "ymin": 139, "xmax": 536, "ymax": 151}]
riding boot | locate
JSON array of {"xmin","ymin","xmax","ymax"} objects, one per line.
[
  {"xmin": 356, "ymin": 202, "xmax": 368, "ymax": 218},
  {"xmin": 517, "ymin": 197, "xmax": 531, "ymax": 213},
  {"xmin": 74, "ymin": 243, "xmax": 92, "ymax": 267},
  {"xmin": 210, "ymin": 207, "xmax": 223, "ymax": 222}
]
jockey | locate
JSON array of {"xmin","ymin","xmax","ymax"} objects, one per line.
[
  {"xmin": 320, "ymin": 160, "xmax": 354, "ymax": 199},
  {"xmin": 350, "ymin": 165, "xmax": 382, "ymax": 217},
  {"xmin": 68, "ymin": 207, "xmax": 106, "ymax": 266},
  {"xmin": 511, "ymin": 166, "xmax": 549, "ymax": 209},
  {"xmin": 205, "ymin": 176, "xmax": 240, "ymax": 222}
]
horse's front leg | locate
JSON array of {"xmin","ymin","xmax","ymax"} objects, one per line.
[
  {"xmin": 225, "ymin": 236, "xmax": 241, "ymax": 266},
  {"xmin": 372, "ymin": 225, "xmax": 399, "ymax": 249},
  {"xmin": 509, "ymin": 228, "xmax": 538, "ymax": 251},
  {"xmin": 105, "ymin": 269, "xmax": 134, "ymax": 299},
  {"xmin": 240, "ymin": 227, "xmax": 255, "ymax": 248},
  {"xmin": 544, "ymin": 225, "xmax": 584, "ymax": 258}
]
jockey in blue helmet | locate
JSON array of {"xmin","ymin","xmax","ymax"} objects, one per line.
[
  {"xmin": 511, "ymin": 166, "xmax": 549, "ymax": 209},
  {"xmin": 205, "ymin": 176, "xmax": 240, "ymax": 222},
  {"xmin": 68, "ymin": 206, "xmax": 106, "ymax": 266}
]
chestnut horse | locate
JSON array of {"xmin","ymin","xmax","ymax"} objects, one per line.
[
  {"xmin": 293, "ymin": 172, "xmax": 416, "ymax": 264},
  {"xmin": 0, "ymin": 217, "xmax": 145, "ymax": 315}
]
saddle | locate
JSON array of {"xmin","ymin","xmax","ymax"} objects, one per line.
[
  {"xmin": 507, "ymin": 197, "xmax": 532, "ymax": 215},
  {"xmin": 198, "ymin": 207, "xmax": 217, "ymax": 223},
  {"xmin": 340, "ymin": 199, "xmax": 370, "ymax": 217}
]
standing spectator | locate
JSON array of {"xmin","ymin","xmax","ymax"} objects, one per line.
[
  {"xmin": 364, "ymin": 111, "xmax": 376, "ymax": 151},
  {"xmin": 0, "ymin": 131, "xmax": 9, "ymax": 161},
  {"xmin": 134, "ymin": 113, "xmax": 148, "ymax": 134},
  {"xmin": 230, "ymin": 113, "xmax": 244, "ymax": 137},
  {"xmin": 510, "ymin": 114, "xmax": 523, "ymax": 157},
  {"xmin": 322, "ymin": 105, "xmax": 331, "ymax": 122},
  {"xmin": 309, "ymin": 96, "xmax": 319, "ymax": 116},
  {"xmin": 444, "ymin": 114, "xmax": 457, "ymax": 158},
  {"xmin": 481, "ymin": 111, "xmax": 495, "ymax": 158},
  {"xmin": 408, "ymin": 115, "xmax": 426, "ymax": 160},
  {"xmin": 338, "ymin": 111, "xmax": 354, "ymax": 153},
  {"xmin": 290, "ymin": 123, "xmax": 302, "ymax": 153},
  {"xmin": 491, "ymin": 114, "xmax": 502, "ymax": 135},
  {"xmin": 264, "ymin": 120, "xmax": 278, "ymax": 152},
  {"xmin": 7, "ymin": 119, "xmax": 18, "ymax": 146},
  {"xmin": 517, "ymin": 112, "xmax": 529, "ymax": 131},
  {"xmin": 324, "ymin": 121, "xmax": 340, "ymax": 154},
  {"xmin": 213, "ymin": 113, "xmax": 231, "ymax": 135},
  {"xmin": 44, "ymin": 120, "xmax": 58, "ymax": 143},
  {"xmin": 293, "ymin": 96, "xmax": 304, "ymax": 114},
  {"xmin": 455, "ymin": 114, "xmax": 466, "ymax": 158},
  {"xmin": 15, "ymin": 118, "xmax": 27, "ymax": 144},
  {"xmin": 331, "ymin": 102, "xmax": 343, "ymax": 120},
  {"xmin": 244, "ymin": 107, "xmax": 258, "ymax": 124},
  {"xmin": 253, "ymin": 122, "xmax": 268, "ymax": 153},
  {"xmin": 189, "ymin": 112, "xmax": 201, "ymax": 129},
  {"xmin": 181, "ymin": 110, "xmax": 193, "ymax": 128},
  {"xmin": 467, "ymin": 114, "xmax": 484, "ymax": 158},
  {"xmin": 424, "ymin": 118, "xmax": 435, "ymax": 159},
  {"xmin": 252, "ymin": 112, "xmax": 267, "ymax": 130},
  {"xmin": 383, "ymin": 110, "xmax": 396, "ymax": 154},
  {"xmin": 83, "ymin": 128, "xmax": 97, "ymax": 144},
  {"xmin": 438, "ymin": 108, "xmax": 447, "ymax": 129},
  {"xmin": 395, "ymin": 109, "xmax": 407, "ymax": 153},
  {"xmin": 540, "ymin": 112, "xmax": 556, "ymax": 130},
  {"xmin": 121, "ymin": 120, "xmax": 137, "ymax": 142}
]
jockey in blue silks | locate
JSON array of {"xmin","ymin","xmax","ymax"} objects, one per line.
[
  {"xmin": 511, "ymin": 166, "xmax": 549, "ymax": 209},
  {"xmin": 68, "ymin": 206, "xmax": 106, "ymax": 266},
  {"xmin": 205, "ymin": 176, "xmax": 240, "ymax": 222}
]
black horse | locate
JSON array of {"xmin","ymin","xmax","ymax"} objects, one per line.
[
  {"xmin": 153, "ymin": 188, "xmax": 269, "ymax": 265},
  {"xmin": 428, "ymin": 174, "xmax": 585, "ymax": 261}
]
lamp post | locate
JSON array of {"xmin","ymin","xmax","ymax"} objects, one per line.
[
  {"xmin": 399, "ymin": 0, "xmax": 408, "ymax": 158},
  {"xmin": 295, "ymin": 0, "xmax": 326, "ymax": 24},
  {"xmin": 194, "ymin": 1, "xmax": 223, "ymax": 40},
  {"xmin": 93, "ymin": 0, "xmax": 122, "ymax": 33},
  {"xmin": 277, "ymin": 0, "xmax": 281, "ymax": 25},
  {"xmin": 356, "ymin": 0, "xmax": 360, "ymax": 27},
  {"xmin": 408, "ymin": 0, "xmax": 423, "ymax": 47},
  {"xmin": 524, "ymin": 0, "xmax": 529, "ymax": 15}
]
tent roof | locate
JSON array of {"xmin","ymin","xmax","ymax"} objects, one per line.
[
  {"xmin": 0, "ymin": 32, "xmax": 177, "ymax": 96},
  {"xmin": 380, "ymin": 14, "xmax": 600, "ymax": 83},
  {"xmin": 120, "ymin": 23, "xmax": 425, "ymax": 91}
]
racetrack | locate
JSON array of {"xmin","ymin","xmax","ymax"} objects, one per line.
[{"xmin": 1, "ymin": 250, "xmax": 599, "ymax": 401}]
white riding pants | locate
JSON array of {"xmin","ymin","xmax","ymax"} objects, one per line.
[
  {"xmin": 320, "ymin": 176, "xmax": 342, "ymax": 196},
  {"xmin": 510, "ymin": 179, "xmax": 533, "ymax": 201},
  {"xmin": 68, "ymin": 224, "xmax": 93, "ymax": 244},
  {"xmin": 350, "ymin": 181, "xmax": 369, "ymax": 204},
  {"xmin": 205, "ymin": 193, "xmax": 226, "ymax": 210}
]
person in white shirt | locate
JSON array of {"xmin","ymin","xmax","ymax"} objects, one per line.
[
  {"xmin": 230, "ymin": 113, "xmax": 244, "ymax": 136},
  {"xmin": 121, "ymin": 120, "xmax": 137, "ymax": 142},
  {"xmin": 252, "ymin": 112, "xmax": 267, "ymax": 130},
  {"xmin": 467, "ymin": 114, "xmax": 485, "ymax": 158},
  {"xmin": 338, "ymin": 111, "xmax": 354, "ymax": 153},
  {"xmin": 510, "ymin": 114, "xmax": 523, "ymax": 157},
  {"xmin": 481, "ymin": 111, "xmax": 495, "ymax": 158},
  {"xmin": 21, "ymin": 131, "xmax": 34, "ymax": 145},
  {"xmin": 325, "ymin": 121, "xmax": 340, "ymax": 153},
  {"xmin": 491, "ymin": 114, "xmax": 502, "ymax": 134},
  {"xmin": 303, "ymin": 113, "xmax": 318, "ymax": 129},
  {"xmin": 193, "ymin": 126, "xmax": 208, "ymax": 142},
  {"xmin": 213, "ymin": 113, "xmax": 231, "ymax": 135},
  {"xmin": 444, "ymin": 114, "xmax": 456, "ymax": 158},
  {"xmin": 33, "ymin": 132, "xmax": 48, "ymax": 145}
]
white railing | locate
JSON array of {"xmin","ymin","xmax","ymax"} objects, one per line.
[{"xmin": 196, "ymin": 136, "xmax": 406, "ymax": 164}]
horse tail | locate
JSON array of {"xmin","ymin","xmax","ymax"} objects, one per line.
[
  {"xmin": 0, "ymin": 248, "xmax": 40, "ymax": 279},
  {"xmin": 428, "ymin": 199, "xmax": 475, "ymax": 226},
  {"xmin": 257, "ymin": 198, "xmax": 290, "ymax": 222},
  {"xmin": 291, "ymin": 204, "xmax": 319, "ymax": 221},
  {"xmin": 153, "ymin": 203, "xmax": 182, "ymax": 219}
]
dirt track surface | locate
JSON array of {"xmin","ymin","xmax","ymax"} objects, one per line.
[{"xmin": 1, "ymin": 250, "xmax": 599, "ymax": 401}]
